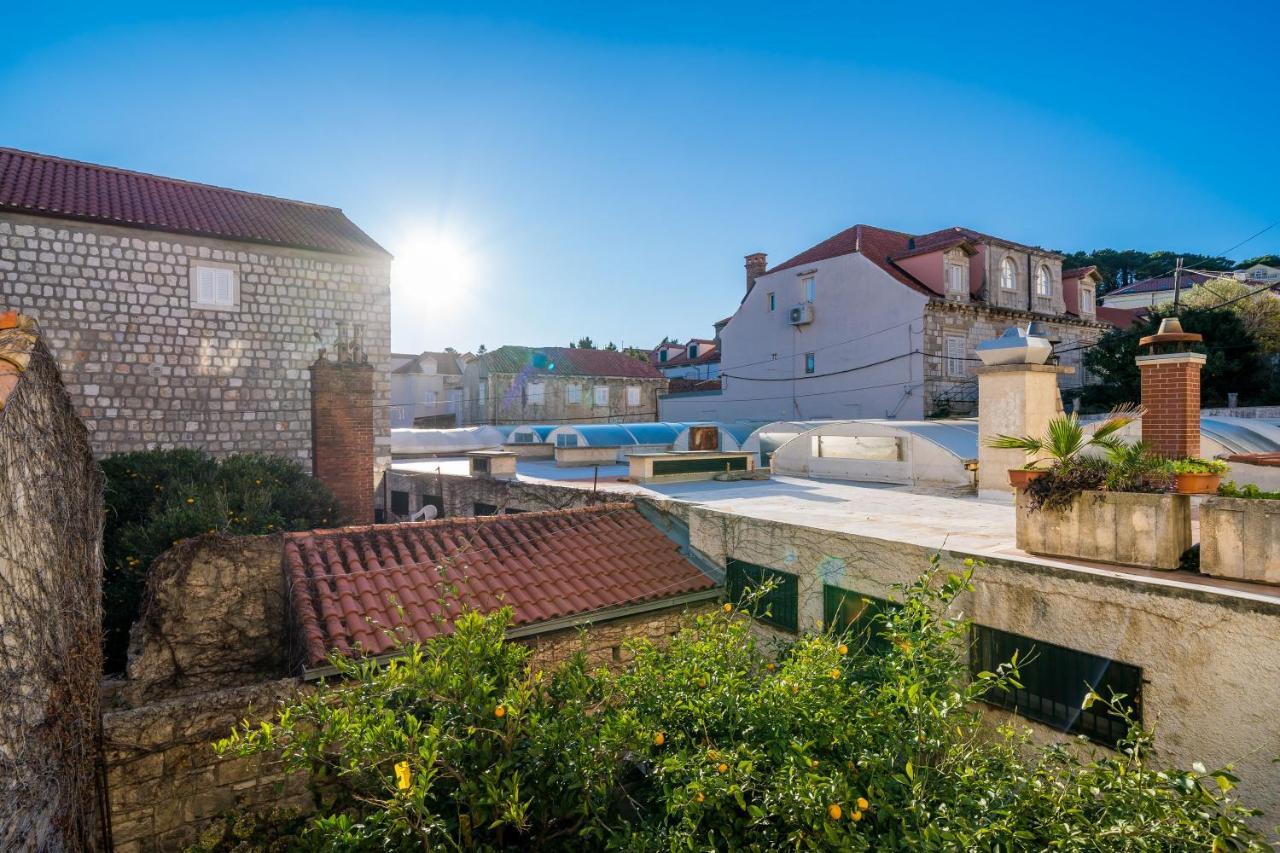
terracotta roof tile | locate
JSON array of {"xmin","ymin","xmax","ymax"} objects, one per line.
[
  {"xmin": 0, "ymin": 147, "xmax": 388, "ymax": 257},
  {"xmin": 284, "ymin": 503, "xmax": 716, "ymax": 667}
]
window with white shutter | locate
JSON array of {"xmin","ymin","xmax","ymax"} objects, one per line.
[
  {"xmin": 945, "ymin": 261, "xmax": 968, "ymax": 300},
  {"xmin": 190, "ymin": 263, "xmax": 239, "ymax": 310},
  {"xmin": 945, "ymin": 335, "xmax": 967, "ymax": 377},
  {"xmin": 626, "ymin": 385, "xmax": 641, "ymax": 407},
  {"xmin": 526, "ymin": 382, "xmax": 545, "ymax": 406},
  {"xmin": 593, "ymin": 386, "xmax": 609, "ymax": 406},
  {"xmin": 566, "ymin": 384, "xmax": 581, "ymax": 404}
]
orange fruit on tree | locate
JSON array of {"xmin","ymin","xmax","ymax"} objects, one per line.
[{"xmin": 827, "ymin": 804, "xmax": 842, "ymax": 820}]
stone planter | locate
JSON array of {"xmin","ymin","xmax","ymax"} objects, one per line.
[
  {"xmin": 1015, "ymin": 489, "xmax": 1192, "ymax": 570},
  {"xmin": 1199, "ymin": 496, "xmax": 1280, "ymax": 585}
]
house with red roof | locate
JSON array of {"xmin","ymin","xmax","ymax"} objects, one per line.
[
  {"xmin": 662, "ymin": 224, "xmax": 1125, "ymax": 422},
  {"xmin": 0, "ymin": 146, "xmax": 391, "ymax": 469},
  {"xmin": 460, "ymin": 345, "xmax": 668, "ymax": 424},
  {"xmin": 650, "ymin": 336, "xmax": 722, "ymax": 392}
]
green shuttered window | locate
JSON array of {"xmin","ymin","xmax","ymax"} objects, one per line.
[
  {"xmin": 971, "ymin": 625, "xmax": 1142, "ymax": 748},
  {"xmin": 726, "ymin": 559, "xmax": 798, "ymax": 633},
  {"xmin": 822, "ymin": 586, "xmax": 898, "ymax": 653}
]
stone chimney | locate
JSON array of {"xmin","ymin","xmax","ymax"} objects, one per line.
[
  {"xmin": 311, "ymin": 325, "xmax": 375, "ymax": 524},
  {"xmin": 745, "ymin": 252, "xmax": 767, "ymax": 295},
  {"xmin": 1137, "ymin": 317, "xmax": 1204, "ymax": 458}
]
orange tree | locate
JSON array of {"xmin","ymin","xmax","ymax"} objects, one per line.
[{"xmin": 215, "ymin": 561, "xmax": 1267, "ymax": 851}]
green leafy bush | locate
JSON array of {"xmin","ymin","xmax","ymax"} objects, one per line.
[
  {"xmin": 101, "ymin": 450, "xmax": 344, "ymax": 672},
  {"xmin": 1167, "ymin": 457, "xmax": 1229, "ymax": 476},
  {"xmin": 1218, "ymin": 481, "xmax": 1280, "ymax": 500},
  {"xmin": 216, "ymin": 562, "xmax": 1267, "ymax": 851}
]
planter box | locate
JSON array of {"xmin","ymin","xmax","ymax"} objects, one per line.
[
  {"xmin": 1015, "ymin": 490, "xmax": 1191, "ymax": 570},
  {"xmin": 1199, "ymin": 496, "xmax": 1280, "ymax": 585}
]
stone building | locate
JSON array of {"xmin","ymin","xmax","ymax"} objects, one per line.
[
  {"xmin": 461, "ymin": 345, "xmax": 667, "ymax": 425},
  {"xmin": 104, "ymin": 502, "xmax": 720, "ymax": 850},
  {"xmin": 661, "ymin": 225, "xmax": 1132, "ymax": 422},
  {"xmin": 390, "ymin": 349, "xmax": 465, "ymax": 427},
  {"xmin": 0, "ymin": 146, "xmax": 391, "ymax": 473}
]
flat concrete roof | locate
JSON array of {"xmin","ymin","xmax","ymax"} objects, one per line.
[{"xmin": 389, "ymin": 458, "xmax": 1280, "ymax": 608}]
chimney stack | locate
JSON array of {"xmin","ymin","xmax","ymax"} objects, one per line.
[
  {"xmin": 310, "ymin": 329, "xmax": 375, "ymax": 524},
  {"xmin": 745, "ymin": 252, "xmax": 767, "ymax": 295},
  {"xmin": 1136, "ymin": 317, "xmax": 1205, "ymax": 458}
]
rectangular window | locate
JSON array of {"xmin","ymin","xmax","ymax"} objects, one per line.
[
  {"xmin": 823, "ymin": 586, "xmax": 899, "ymax": 653},
  {"xmin": 945, "ymin": 335, "xmax": 967, "ymax": 377},
  {"xmin": 1081, "ymin": 288, "xmax": 1095, "ymax": 314},
  {"xmin": 814, "ymin": 435, "xmax": 901, "ymax": 461},
  {"xmin": 566, "ymin": 384, "xmax": 582, "ymax": 404},
  {"xmin": 513, "ymin": 431, "xmax": 535, "ymax": 444},
  {"xmin": 390, "ymin": 490, "xmax": 410, "ymax": 516},
  {"xmin": 659, "ymin": 350, "xmax": 668, "ymax": 363},
  {"xmin": 945, "ymin": 261, "xmax": 968, "ymax": 299},
  {"xmin": 525, "ymin": 382, "xmax": 545, "ymax": 406},
  {"xmin": 191, "ymin": 263, "xmax": 238, "ymax": 310},
  {"xmin": 971, "ymin": 625, "xmax": 1142, "ymax": 748},
  {"xmin": 626, "ymin": 385, "xmax": 641, "ymax": 407},
  {"xmin": 474, "ymin": 502, "xmax": 499, "ymax": 516},
  {"xmin": 726, "ymin": 559, "xmax": 799, "ymax": 633},
  {"xmin": 593, "ymin": 385, "xmax": 609, "ymax": 406},
  {"xmin": 768, "ymin": 292, "xmax": 776, "ymax": 311},
  {"xmin": 556, "ymin": 433, "xmax": 579, "ymax": 448},
  {"xmin": 803, "ymin": 277, "xmax": 816, "ymax": 303},
  {"xmin": 804, "ymin": 352, "xmax": 815, "ymax": 374}
]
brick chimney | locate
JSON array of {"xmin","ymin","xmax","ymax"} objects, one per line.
[
  {"xmin": 1136, "ymin": 317, "xmax": 1205, "ymax": 458},
  {"xmin": 745, "ymin": 252, "xmax": 767, "ymax": 295},
  {"xmin": 311, "ymin": 330, "xmax": 375, "ymax": 524}
]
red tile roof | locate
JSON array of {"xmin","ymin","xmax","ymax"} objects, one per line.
[
  {"xmin": 284, "ymin": 503, "xmax": 716, "ymax": 667},
  {"xmin": 1062, "ymin": 265, "xmax": 1100, "ymax": 281},
  {"xmin": 1096, "ymin": 305, "xmax": 1146, "ymax": 329},
  {"xmin": 1107, "ymin": 271, "xmax": 1214, "ymax": 296},
  {"xmin": 0, "ymin": 146, "xmax": 388, "ymax": 257}
]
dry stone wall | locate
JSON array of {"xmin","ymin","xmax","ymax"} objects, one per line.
[{"xmin": 0, "ymin": 212, "xmax": 391, "ymax": 473}]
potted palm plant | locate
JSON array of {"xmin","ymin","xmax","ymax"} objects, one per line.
[{"xmin": 987, "ymin": 405, "xmax": 1141, "ymax": 490}]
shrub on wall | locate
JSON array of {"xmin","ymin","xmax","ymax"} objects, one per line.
[
  {"xmin": 214, "ymin": 561, "xmax": 1267, "ymax": 851},
  {"xmin": 101, "ymin": 450, "xmax": 344, "ymax": 672}
]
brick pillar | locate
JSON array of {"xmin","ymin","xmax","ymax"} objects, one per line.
[
  {"xmin": 311, "ymin": 359, "xmax": 375, "ymax": 524},
  {"xmin": 1137, "ymin": 352, "xmax": 1205, "ymax": 458}
]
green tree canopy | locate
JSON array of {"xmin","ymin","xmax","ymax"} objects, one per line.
[
  {"xmin": 1059, "ymin": 249, "xmax": 1234, "ymax": 294},
  {"xmin": 1081, "ymin": 305, "xmax": 1274, "ymax": 410}
]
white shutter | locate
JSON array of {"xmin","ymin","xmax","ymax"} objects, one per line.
[
  {"xmin": 566, "ymin": 384, "xmax": 581, "ymax": 404},
  {"xmin": 945, "ymin": 336, "xmax": 966, "ymax": 377},
  {"xmin": 593, "ymin": 386, "xmax": 608, "ymax": 406},
  {"xmin": 213, "ymin": 268, "xmax": 233, "ymax": 304},
  {"xmin": 626, "ymin": 386, "xmax": 641, "ymax": 406},
  {"xmin": 196, "ymin": 266, "xmax": 216, "ymax": 303}
]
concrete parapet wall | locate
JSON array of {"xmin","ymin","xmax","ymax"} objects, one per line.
[
  {"xmin": 1200, "ymin": 496, "xmax": 1280, "ymax": 585},
  {"xmin": 1015, "ymin": 490, "xmax": 1191, "ymax": 570}
]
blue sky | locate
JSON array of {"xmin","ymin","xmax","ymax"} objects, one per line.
[{"xmin": 4, "ymin": 2, "xmax": 1278, "ymax": 353}]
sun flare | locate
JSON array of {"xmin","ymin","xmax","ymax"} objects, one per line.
[{"xmin": 392, "ymin": 228, "xmax": 480, "ymax": 313}]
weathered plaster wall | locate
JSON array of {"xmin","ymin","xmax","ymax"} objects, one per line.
[
  {"xmin": 0, "ymin": 212, "xmax": 391, "ymax": 473},
  {"xmin": 385, "ymin": 469, "xmax": 616, "ymax": 519},
  {"xmin": 683, "ymin": 504, "xmax": 1280, "ymax": 828}
]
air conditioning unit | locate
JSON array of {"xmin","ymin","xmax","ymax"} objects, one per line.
[{"xmin": 788, "ymin": 304, "xmax": 814, "ymax": 325}]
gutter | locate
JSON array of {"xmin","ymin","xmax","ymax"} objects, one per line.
[{"xmin": 299, "ymin": 586, "xmax": 723, "ymax": 681}]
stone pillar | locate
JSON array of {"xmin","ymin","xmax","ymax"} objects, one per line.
[
  {"xmin": 976, "ymin": 363, "xmax": 1074, "ymax": 501},
  {"xmin": 311, "ymin": 359, "xmax": 375, "ymax": 524},
  {"xmin": 1137, "ymin": 352, "xmax": 1205, "ymax": 459}
]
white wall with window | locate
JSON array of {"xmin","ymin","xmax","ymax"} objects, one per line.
[{"xmin": 803, "ymin": 276, "xmax": 815, "ymax": 303}]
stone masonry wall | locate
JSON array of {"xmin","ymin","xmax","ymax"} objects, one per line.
[
  {"xmin": 923, "ymin": 300, "xmax": 1108, "ymax": 416},
  {"xmin": 386, "ymin": 469, "xmax": 617, "ymax": 520},
  {"xmin": 0, "ymin": 212, "xmax": 391, "ymax": 474},
  {"xmin": 463, "ymin": 371, "xmax": 668, "ymax": 425}
]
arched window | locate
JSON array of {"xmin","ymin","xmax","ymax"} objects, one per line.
[
  {"xmin": 1036, "ymin": 265, "xmax": 1052, "ymax": 297},
  {"xmin": 1001, "ymin": 257, "xmax": 1018, "ymax": 290}
]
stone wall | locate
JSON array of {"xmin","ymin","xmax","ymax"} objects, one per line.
[
  {"xmin": 385, "ymin": 469, "xmax": 616, "ymax": 520},
  {"xmin": 103, "ymin": 679, "xmax": 307, "ymax": 853},
  {"xmin": 0, "ymin": 314, "xmax": 106, "ymax": 850},
  {"xmin": 923, "ymin": 299, "xmax": 1108, "ymax": 416},
  {"xmin": 0, "ymin": 212, "xmax": 391, "ymax": 474},
  {"xmin": 521, "ymin": 604, "xmax": 717, "ymax": 671}
]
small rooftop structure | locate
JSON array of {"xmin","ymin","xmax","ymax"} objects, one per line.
[
  {"xmin": 546, "ymin": 422, "xmax": 695, "ymax": 461},
  {"xmin": 392, "ymin": 425, "xmax": 514, "ymax": 457},
  {"xmin": 283, "ymin": 504, "xmax": 719, "ymax": 669},
  {"xmin": 769, "ymin": 419, "xmax": 979, "ymax": 488},
  {"xmin": 672, "ymin": 422, "xmax": 766, "ymax": 453}
]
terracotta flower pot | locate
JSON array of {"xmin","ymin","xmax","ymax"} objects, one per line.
[
  {"xmin": 1008, "ymin": 468, "xmax": 1047, "ymax": 490},
  {"xmin": 1174, "ymin": 472, "xmax": 1221, "ymax": 495}
]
